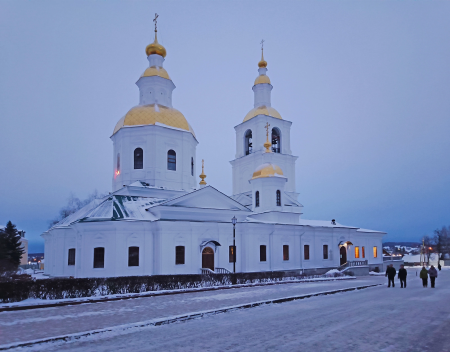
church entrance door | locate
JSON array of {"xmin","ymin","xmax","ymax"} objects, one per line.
[
  {"xmin": 340, "ymin": 246, "xmax": 347, "ymax": 266},
  {"xmin": 202, "ymin": 247, "xmax": 214, "ymax": 271}
]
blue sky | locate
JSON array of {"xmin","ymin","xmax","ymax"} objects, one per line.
[{"xmin": 1, "ymin": 1, "xmax": 449, "ymax": 252}]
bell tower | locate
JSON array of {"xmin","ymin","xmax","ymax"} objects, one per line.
[{"xmin": 230, "ymin": 45, "xmax": 298, "ymax": 200}]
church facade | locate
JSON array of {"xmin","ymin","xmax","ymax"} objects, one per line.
[{"xmin": 42, "ymin": 28, "xmax": 385, "ymax": 278}]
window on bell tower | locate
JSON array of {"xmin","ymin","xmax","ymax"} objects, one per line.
[
  {"xmin": 255, "ymin": 191, "xmax": 260, "ymax": 207},
  {"xmin": 245, "ymin": 130, "xmax": 252, "ymax": 155},
  {"xmin": 191, "ymin": 157, "xmax": 194, "ymax": 176}
]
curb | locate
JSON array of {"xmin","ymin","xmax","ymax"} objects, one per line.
[
  {"xmin": 0, "ymin": 277, "xmax": 356, "ymax": 312},
  {"xmin": 0, "ymin": 283, "xmax": 382, "ymax": 351}
]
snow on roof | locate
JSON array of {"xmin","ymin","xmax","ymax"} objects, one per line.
[
  {"xmin": 47, "ymin": 194, "xmax": 167, "ymax": 231},
  {"xmin": 298, "ymin": 219, "xmax": 357, "ymax": 229}
]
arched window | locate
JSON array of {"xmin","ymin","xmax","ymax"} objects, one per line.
[
  {"xmin": 191, "ymin": 157, "xmax": 194, "ymax": 176},
  {"xmin": 255, "ymin": 191, "xmax": 260, "ymax": 207},
  {"xmin": 134, "ymin": 148, "xmax": 143, "ymax": 169},
  {"xmin": 116, "ymin": 154, "xmax": 120, "ymax": 174},
  {"xmin": 245, "ymin": 130, "xmax": 253, "ymax": 155},
  {"xmin": 276, "ymin": 190, "xmax": 281, "ymax": 206},
  {"xmin": 167, "ymin": 150, "xmax": 176, "ymax": 170},
  {"xmin": 272, "ymin": 128, "xmax": 281, "ymax": 153}
]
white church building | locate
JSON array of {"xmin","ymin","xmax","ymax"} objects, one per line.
[{"xmin": 42, "ymin": 27, "xmax": 385, "ymax": 278}]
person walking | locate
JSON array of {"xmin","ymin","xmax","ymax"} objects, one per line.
[
  {"xmin": 420, "ymin": 266, "xmax": 428, "ymax": 287},
  {"xmin": 429, "ymin": 265, "xmax": 438, "ymax": 288},
  {"xmin": 385, "ymin": 264, "xmax": 396, "ymax": 288},
  {"xmin": 398, "ymin": 265, "xmax": 407, "ymax": 288}
]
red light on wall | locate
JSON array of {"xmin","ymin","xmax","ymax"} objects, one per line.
[{"xmin": 114, "ymin": 170, "xmax": 120, "ymax": 179}]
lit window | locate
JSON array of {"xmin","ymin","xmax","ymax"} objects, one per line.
[
  {"xmin": 229, "ymin": 245, "xmax": 236, "ymax": 263},
  {"xmin": 167, "ymin": 150, "xmax": 176, "ymax": 170},
  {"xmin": 128, "ymin": 247, "xmax": 139, "ymax": 267},
  {"xmin": 255, "ymin": 191, "xmax": 260, "ymax": 207},
  {"xmin": 276, "ymin": 190, "xmax": 281, "ymax": 206},
  {"xmin": 373, "ymin": 246, "xmax": 378, "ymax": 258},
  {"xmin": 260, "ymin": 245, "xmax": 266, "ymax": 262},
  {"xmin": 93, "ymin": 247, "xmax": 105, "ymax": 268},
  {"xmin": 134, "ymin": 148, "xmax": 143, "ymax": 169},
  {"xmin": 68, "ymin": 248, "xmax": 75, "ymax": 266},
  {"xmin": 362, "ymin": 246, "xmax": 365, "ymax": 258},
  {"xmin": 355, "ymin": 246, "xmax": 360, "ymax": 259},
  {"xmin": 304, "ymin": 245, "xmax": 310, "ymax": 260},
  {"xmin": 176, "ymin": 246, "xmax": 185, "ymax": 265},
  {"xmin": 323, "ymin": 245, "xmax": 328, "ymax": 260},
  {"xmin": 283, "ymin": 245, "xmax": 289, "ymax": 261}
]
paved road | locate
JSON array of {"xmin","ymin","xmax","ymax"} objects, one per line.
[{"xmin": 0, "ymin": 277, "xmax": 383, "ymax": 346}]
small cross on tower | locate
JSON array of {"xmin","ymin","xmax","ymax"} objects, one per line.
[
  {"xmin": 260, "ymin": 39, "xmax": 265, "ymax": 51},
  {"xmin": 153, "ymin": 13, "xmax": 159, "ymax": 32},
  {"xmin": 265, "ymin": 122, "xmax": 270, "ymax": 138}
]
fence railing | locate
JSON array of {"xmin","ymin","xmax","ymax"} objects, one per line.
[{"xmin": 200, "ymin": 267, "xmax": 232, "ymax": 275}]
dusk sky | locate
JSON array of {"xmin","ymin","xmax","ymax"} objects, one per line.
[{"xmin": 1, "ymin": 1, "xmax": 449, "ymax": 252}]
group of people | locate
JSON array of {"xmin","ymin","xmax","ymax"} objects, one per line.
[{"xmin": 385, "ymin": 264, "xmax": 439, "ymax": 288}]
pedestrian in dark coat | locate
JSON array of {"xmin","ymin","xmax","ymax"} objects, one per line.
[
  {"xmin": 385, "ymin": 264, "xmax": 396, "ymax": 287},
  {"xmin": 428, "ymin": 265, "xmax": 438, "ymax": 288},
  {"xmin": 420, "ymin": 266, "xmax": 428, "ymax": 287},
  {"xmin": 398, "ymin": 265, "xmax": 407, "ymax": 288}
]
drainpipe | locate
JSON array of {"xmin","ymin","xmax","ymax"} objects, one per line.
[{"xmin": 299, "ymin": 231, "xmax": 305, "ymax": 274}]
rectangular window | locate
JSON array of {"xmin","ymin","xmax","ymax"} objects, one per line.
[
  {"xmin": 355, "ymin": 246, "xmax": 360, "ymax": 259},
  {"xmin": 260, "ymin": 245, "xmax": 267, "ymax": 262},
  {"xmin": 176, "ymin": 246, "xmax": 185, "ymax": 265},
  {"xmin": 93, "ymin": 247, "xmax": 105, "ymax": 268},
  {"xmin": 373, "ymin": 246, "xmax": 378, "ymax": 258},
  {"xmin": 128, "ymin": 246, "xmax": 139, "ymax": 267},
  {"xmin": 229, "ymin": 245, "xmax": 236, "ymax": 263},
  {"xmin": 304, "ymin": 245, "xmax": 310, "ymax": 260},
  {"xmin": 68, "ymin": 248, "xmax": 75, "ymax": 266},
  {"xmin": 283, "ymin": 245, "xmax": 289, "ymax": 261},
  {"xmin": 323, "ymin": 245, "xmax": 328, "ymax": 260},
  {"xmin": 362, "ymin": 246, "xmax": 365, "ymax": 258}
]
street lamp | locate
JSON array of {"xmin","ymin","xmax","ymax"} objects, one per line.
[{"xmin": 231, "ymin": 216, "xmax": 237, "ymax": 273}]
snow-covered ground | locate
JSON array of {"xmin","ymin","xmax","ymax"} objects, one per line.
[{"xmin": 2, "ymin": 272, "xmax": 449, "ymax": 351}]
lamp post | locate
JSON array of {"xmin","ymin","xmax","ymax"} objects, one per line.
[{"xmin": 231, "ymin": 216, "xmax": 237, "ymax": 273}]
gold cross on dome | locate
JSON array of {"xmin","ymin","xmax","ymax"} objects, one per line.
[
  {"xmin": 265, "ymin": 122, "xmax": 270, "ymax": 137},
  {"xmin": 260, "ymin": 39, "xmax": 265, "ymax": 51},
  {"xmin": 153, "ymin": 13, "xmax": 159, "ymax": 32}
]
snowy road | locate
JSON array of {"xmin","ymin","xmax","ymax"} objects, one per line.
[
  {"xmin": 3, "ymin": 271, "xmax": 450, "ymax": 352},
  {"xmin": 0, "ymin": 277, "xmax": 381, "ymax": 346}
]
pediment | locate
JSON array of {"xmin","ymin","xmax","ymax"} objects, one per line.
[{"xmin": 156, "ymin": 186, "xmax": 250, "ymax": 211}]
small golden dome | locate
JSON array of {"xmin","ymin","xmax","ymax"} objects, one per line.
[
  {"xmin": 258, "ymin": 49, "xmax": 267, "ymax": 68},
  {"xmin": 113, "ymin": 104, "xmax": 195, "ymax": 137},
  {"xmin": 252, "ymin": 163, "xmax": 284, "ymax": 180},
  {"xmin": 254, "ymin": 75, "xmax": 271, "ymax": 85},
  {"xmin": 141, "ymin": 66, "xmax": 171, "ymax": 80},
  {"xmin": 145, "ymin": 32, "xmax": 167, "ymax": 57},
  {"xmin": 243, "ymin": 105, "xmax": 282, "ymax": 122}
]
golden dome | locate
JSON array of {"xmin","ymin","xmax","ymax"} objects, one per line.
[
  {"xmin": 145, "ymin": 32, "xmax": 167, "ymax": 57},
  {"xmin": 252, "ymin": 163, "xmax": 284, "ymax": 180},
  {"xmin": 243, "ymin": 105, "xmax": 282, "ymax": 122},
  {"xmin": 141, "ymin": 66, "xmax": 171, "ymax": 80},
  {"xmin": 254, "ymin": 75, "xmax": 271, "ymax": 85},
  {"xmin": 113, "ymin": 104, "xmax": 195, "ymax": 137}
]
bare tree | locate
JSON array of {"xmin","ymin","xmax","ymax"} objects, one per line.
[
  {"xmin": 48, "ymin": 190, "xmax": 106, "ymax": 228},
  {"xmin": 433, "ymin": 226, "xmax": 450, "ymax": 266}
]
